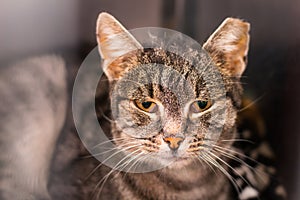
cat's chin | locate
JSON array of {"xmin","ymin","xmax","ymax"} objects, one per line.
[
  {"xmin": 155, "ymin": 156, "xmax": 193, "ymax": 169},
  {"xmin": 165, "ymin": 157, "xmax": 194, "ymax": 169},
  {"xmin": 139, "ymin": 154, "xmax": 193, "ymax": 170}
]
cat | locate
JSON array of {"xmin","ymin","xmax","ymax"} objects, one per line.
[
  {"xmin": 0, "ymin": 55, "xmax": 67, "ymax": 200},
  {"xmin": 66, "ymin": 12, "xmax": 285, "ymax": 200},
  {"xmin": 0, "ymin": 12, "xmax": 287, "ymax": 200}
]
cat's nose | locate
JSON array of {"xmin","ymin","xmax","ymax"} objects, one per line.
[{"xmin": 163, "ymin": 136, "xmax": 184, "ymax": 151}]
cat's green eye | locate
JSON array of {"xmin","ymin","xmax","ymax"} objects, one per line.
[
  {"xmin": 134, "ymin": 100, "xmax": 158, "ymax": 113},
  {"xmin": 190, "ymin": 100, "xmax": 212, "ymax": 113}
]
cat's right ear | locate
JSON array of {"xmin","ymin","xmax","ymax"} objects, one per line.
[
  {"xmin": 96, "ymin": 12, "xmax": 143, "ymax": 79},
  {"xmin": 203, "ymin": 18, "xmax": 250, "ymax": 77}
]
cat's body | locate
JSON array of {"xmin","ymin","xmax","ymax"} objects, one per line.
[
  {"xmin": 0, "ymin": 56, "xmax": 67, "ymax": 200},
  {"xmin": 105, "ymin": 164, "xmax": 230, "ymax": 200},
  {"xmin": 0, "ymin": 13, "xmax": 287, "ymax": 200}
]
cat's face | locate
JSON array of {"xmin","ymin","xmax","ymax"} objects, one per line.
[{"xmin": 96, "ymin": 13, "xmax": 249, "ymax": 170}]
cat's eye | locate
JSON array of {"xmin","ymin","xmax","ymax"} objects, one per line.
[
  {"xmin": 134, "ymin": 100, "xmax": 158, "ymax": 113},
  {"xmin": 190, "ymin": 100, "xmax": 212, "ymax": 113}
]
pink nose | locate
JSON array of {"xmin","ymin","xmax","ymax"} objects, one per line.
[{"xmin": 163, "ymin": 136, "xmax": 184, "ymax": 150}]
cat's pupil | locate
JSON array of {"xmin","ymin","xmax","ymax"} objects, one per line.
[
  {"xmin": 197, "ymin": 101, "xmax": 208, "ymax": 109},
  {"xmin": 142, "ymin": 101, "xmax": 152, "ymax": 109}
]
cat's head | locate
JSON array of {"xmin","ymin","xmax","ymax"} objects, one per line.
[{"xmin": 96, "ymin": 12, "xmax": 249, "ymax": 170}]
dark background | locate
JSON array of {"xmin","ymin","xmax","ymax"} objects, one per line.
[{"xmin": 1, "ymin": 0, "xmax": 299, "ymax": 199}]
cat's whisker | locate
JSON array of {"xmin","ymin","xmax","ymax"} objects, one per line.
[
  {"xmin": 212, "ymin": 147, "xmax": 270, "ymax": 184},
  {"xmin": 227, "ymin": 81, "xmax": 248, "ymax": 85},
  {"xmin": 122, "ymin": 152, "xmax": 146, "ymax": 175},
  {"xmin": 93, "ymin": 139, "xmax": 137, "ymax": 152},
  {"xmin": 212, "ymin": 148, "xmax": 252, "ymax": 169},
  {"xmin": 96, "ymin": 107, "xmax": 115, "ymax": 123},
  {"xmin": 191, "ymin": 153, "xmax": 202, "ymax": 166},
  {"xmin": 220, "ymin": 138, "xmax": 255, "ymax": 144},
  {"xmin": 194, "ymin": 152, "xmax": 217, "ymax": 174},
  {"xmin": 121, "ymin": 152, "xmax": 152, "ymax": 180},
  {"xmin": 212, "ymin": 144, "xmax": 263, "ymax": 166},
  {"xmin": 132, "ymin": 152, "xmax": 154, "ymax": 171},
  {"xmin": 201, "ymin": 151, "xmax": 242, "ymax": 196},
  {"xmin": 91, "ymin": 137, "xmax": 132, "ymax": 149},
  {"xmin": 120, "ymin": 152, "xmax": 155, "ymax": 183},
  {"xmin": 116, "ymin": 151, "xmax": 144, "ymax": 173},
  {"xmin": 82, "ymin": 140, "xmax": 138, "ymax": 159},
  {"xmin": 202, "ymin": 138, "xmax": 216, "ymax": 142},
  {"xmin": 89, "ymin": 142, "xmax": 139, "ymax": 158},
  {"xmin": 94, "ymin": 170, "xmax": 113, "ymax": 199},
  {"xmin": 93, "ymin": 148, "xmax": 142, "ymax": 199},
  {"xmin": 96, "ymin": 144, "xmax": 142, "ymax": 165},
  {"xmin": 237, "ymin": 94, "xmax": 266, "ymax": 113},
  {"xmin": 101, "ymin": 113, "xmax": 115, "ymax": 123},
  {"xmin": 84, "ymin": 143, "xmax": 141, "ymax": 181},
  {"xmin": 228, "ymin": 75, "xmax": 248, "ymax": 79},
  {"xmin": 112, "ymin": 150, "xmax": 144, "ymax": 181},
  {"xmin": 207, "ymin": 151, "xmax": 252, "ymax": 189},
  {"xmin": 92, "ymin": 167, "xmax": 113, "ymax": 200},
  {"xmin": 212, "ymin": 144, "xmax": 273, "ymax": 186}
]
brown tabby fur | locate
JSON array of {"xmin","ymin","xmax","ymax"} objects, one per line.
[{"xmin": 77, "ymin": 12, "xmax": 251, "ymax": 200}]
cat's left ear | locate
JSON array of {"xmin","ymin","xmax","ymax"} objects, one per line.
[
  {"xmin": 96, "ymin": 12, "xmax": 143, "ymax": 78},
  {"xmin": 203, "ymin": 18, "xmax": 250, "ymax": 77}
]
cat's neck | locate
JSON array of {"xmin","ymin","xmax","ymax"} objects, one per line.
[{"xmin": 114, "ymin": 162, "xmax": 232, "ymax": 200}]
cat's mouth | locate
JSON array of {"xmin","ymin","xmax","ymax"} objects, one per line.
[
  {"xmin": 160, "ymin": 150, "xmax": 190, "ymax": 162},
  {"xmin": 158, "ymin": 153, "xmax": 192, "ymax": 169}
]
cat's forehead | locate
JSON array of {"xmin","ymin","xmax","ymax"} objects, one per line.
[
  {"xmin": 109, "ymin": 47, "xmax": 226, "ymax": 105},
  {"xmin": 109, "ymin": 47, "xmax": 212, "ymax": 80}
]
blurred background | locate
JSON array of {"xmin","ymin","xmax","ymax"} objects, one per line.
[{"xmin": 1, "ymin": 0, "xmax": 299, "ymax": 199}]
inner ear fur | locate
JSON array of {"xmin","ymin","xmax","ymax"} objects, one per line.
[
  {"xmin": 203, "ymin": 18, "xmax": 250, "ymax": 77},
  {"xmin": 96, "ymin": 12, "xmax": 142, "ymax": 80}
]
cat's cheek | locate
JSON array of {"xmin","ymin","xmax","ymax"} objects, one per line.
[
  {"xmin": 185, "ymin": 114, "xmax": 210, "ymax": 137},
  {"xmin": 120, "ymin": 127, "xmax": 139, "ymax": 137}
]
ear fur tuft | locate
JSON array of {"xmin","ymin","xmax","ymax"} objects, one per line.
[
  {"xmin": 203, "ymin": 18, "xmax": 250, "ymax": 77},
  {"xmin": 96, "ymin": 12, "xmax": 142, "ymax": 78}
]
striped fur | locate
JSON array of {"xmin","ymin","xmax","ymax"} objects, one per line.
[{"xmin": 87, "ymin": 12, "xmax": 287, "ymax": 200}]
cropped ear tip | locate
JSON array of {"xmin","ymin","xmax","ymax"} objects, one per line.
[
  {"xmin": 96, "ymin": 12, "xmax": 116, "ymax": 31},
  {"xmin": 97, "ymin": 12, "xmax": 114, "ymax": 22},
  {"xmin": 223, "ymin": 17, "xmax": 250, "ymax": 29},
  {"xmin": 239, "ymin": 20, "xmax": 250, "ymax": 31}
]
